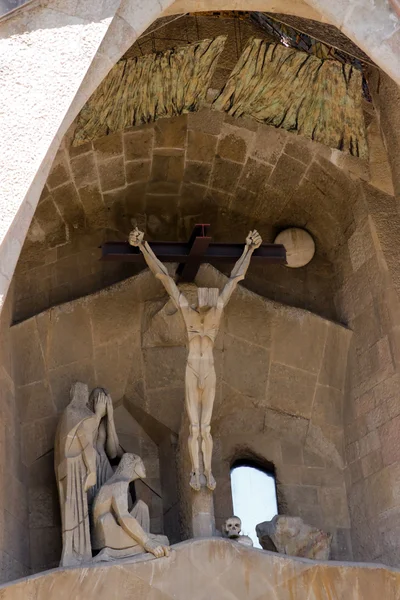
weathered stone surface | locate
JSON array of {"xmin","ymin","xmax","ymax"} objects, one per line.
[
  {"xmin": 70, "ymin": 153, "xmax": 97, "ymax": 188},
  {"xmin": 149, "ymin": 152, "xmax": 184, "ymax": 195},
  {"xmin": 256, "ymin": 515, "xmax": 332, "ymax": 559},
  {"xmin": 51, "ymin": 183, "xmax": 85, "ymax": 228},
  {"xmin": 46, "ymin": 150, "xmax": 71, "ymax": 190},
  {"xmin": 93, "ymin": 133, "xmax": 123, "ymax": 160},
  {"xmin": 224, "ymin": 291, "xmax": 272, "ymax": 348},
  {"xmin": 98, "ymin": 156, "xmax": 126, "ymax": 192},
  {"xmin": 319, "ymin": 325, "xmax": 351, "ymax": 390},
  {"xmin": 33, "ymin": 196, "xmax": 67, "ymax": 248},
  {"xmin": 12, "ymin": 320, "xmax": 46, "ymax": 386},
  {"xmin": 155, "ymin": 115, "xmax": 187, "ymax": 149},
  {"xmin": 124, "ymin": 129, "xmax": 154, "ymax": 161},
  {"xmin": 267, "ymin": 362, "xmax": 317, "ymax": 418},
  {"xmin": 17, "ymin": 381, "xmax": 55, "ymax": 423},
  {"xmin": 47, "ymin": 305, "xmax": 93, "ymax": 369},
  {"xmin": 211, "ymin": 158, "xmax": 241, "ymax": 192},
  {"xmin": 272, "ymin": 312, "xmax": 327, "ymax": 374},
  {"xmin": 126, "ymin": 160, "xmax": 151, "ymax": 184},
  {"xmin": 4, "ymin": 537, "xmax": 400, "ymax": 599},
  {"xmin": 224, "ymin": 334, "xmax": 269, "ymax": 399},
  {"xmin": 217, "ymin": 132, "xmax": 248, "ymax": 163},
  {"xmin": 187, "ymin": 131, "xmax": 217, "ymax": 162}
]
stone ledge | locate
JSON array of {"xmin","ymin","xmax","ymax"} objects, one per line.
[{"xmin": 1, "ymin": 538, "xmax": 400, "ymax": 599}]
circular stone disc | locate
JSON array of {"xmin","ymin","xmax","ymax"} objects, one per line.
[{"xmin": 274, "ymin": 228, "xmax": 315, "ymax": 268}]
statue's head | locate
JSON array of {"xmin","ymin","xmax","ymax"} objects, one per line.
[
  {"xmin": 223, "ymin": 516, "xmax": 242, "ymax": 538},
  {"xmin": 70, "ymin": 382, "xmax": 89, "ymax": 406},
  {"xmin": 89, "ymin": 387, "xmax": 109, "ymax": 416},
  {"xmin": 116, "ymin": 453, "xmax": 146, "ymax": 481},
  {"xmin": 179, "ymin": 283, "xmax": 219, "ymax": 312}
]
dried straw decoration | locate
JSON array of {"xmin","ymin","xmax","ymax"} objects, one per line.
[
  {"xmin": 213, "ymin": 39, "xmax": 367, "ymax": 157},
  {"xmin": 73, "ymin": 36, "xmax": 226, "ymax": 146}
]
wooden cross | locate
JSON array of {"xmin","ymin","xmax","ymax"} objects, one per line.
[{"xmin": 101, "ymin": 224, "xmax": 287, "ymax": 282}]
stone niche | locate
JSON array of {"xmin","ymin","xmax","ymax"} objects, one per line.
[{"xmin": 11, "ymin": 264, "xmax": 352, "ymax": 573}]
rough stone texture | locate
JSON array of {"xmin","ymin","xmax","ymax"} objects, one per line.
[
  {"xmin": 0, "ymin": 0, "xmax": 399, "ymax": 322},
  {"xmin": 0, "ymin": 287, "xmax": 30, "ymax": 583},
  {"xmin": 11, "ymin": 265, "xmax": 351, "ymax": 572},
  {"xmin": 0, "ymin": 2, "xmax": 400, "ymax": 587},
  {"xmin": 256, "ymin": 515, "xmax": 332, "ymax": 560},
  {"xmin": 14, "ymin": 106, "xmax": 383, "ymax": 324},
  {"xmin": 0, "ymin": 538, "xmax": 400, "ymax": 600},
  {"xmin": 336, "ymin": 182, "xmax": 400, "ymax": 566}
]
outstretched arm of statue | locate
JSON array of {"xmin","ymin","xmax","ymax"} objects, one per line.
[
  {"xmin": 112, "ymin": 494, "xmax": 170, "ymax": 558},
  {"xmin": 219, "ymin": 230, "xmax": 262, "ymax": 306},
  {"xmin": 129, "ymin": 228, "xmax": 180, "ymax": 310}
]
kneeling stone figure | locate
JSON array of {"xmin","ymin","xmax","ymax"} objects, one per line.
[{"xmin": 93, "ymin": 453, "xmax": 170, "ymax": 561}]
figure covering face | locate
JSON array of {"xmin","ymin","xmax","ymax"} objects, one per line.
[
  {"xmin": 87, "ymin": 387, "xmax": 121, "ymax": 505},
  {"xmin": 129, "ymin": 228, "xmax": 262, "ymax": 491},
  {"xmin": 54, "ymin": 383, "xmax": 121, "ymax": 566}
]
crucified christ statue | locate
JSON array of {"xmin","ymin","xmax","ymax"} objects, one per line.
[{"xmin": 129, "ymin": 228, "xmax": 262, "ymax": 492}]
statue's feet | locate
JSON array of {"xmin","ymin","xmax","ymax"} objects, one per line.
[
  {"xmin": 205, "ymin": 471, "xmax": 216, "ymax": 491},
  {"xmin": 189, "ymin": 471, "xmax": 201, "ymax": 491}
]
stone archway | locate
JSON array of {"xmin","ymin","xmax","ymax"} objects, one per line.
[{"xmin": 0, "ymin": 0, "xmax": 399, "ymax": 313}]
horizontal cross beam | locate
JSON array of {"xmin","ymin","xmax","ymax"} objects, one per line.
[
  {"xmin": 101, "ymin": 241, "xmax": 286, "ymax": 263},
  {"xmin": 101, "ymin": 224, "xmax": 287, "ymax": 282}
]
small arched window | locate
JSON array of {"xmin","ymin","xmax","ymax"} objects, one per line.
[{"xmin": 230, "ymin": 461, "xmax": 278, "ymax": 548}]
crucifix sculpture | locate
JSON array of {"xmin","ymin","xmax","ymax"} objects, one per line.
[{"xmin": 124, "ymin": 227, "xmax": 285, "ymax": 493}]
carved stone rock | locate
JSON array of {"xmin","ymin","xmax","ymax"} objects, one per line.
[{"xmin": 256, "ymin": 515, "xmax": 332, "ymax": 560}]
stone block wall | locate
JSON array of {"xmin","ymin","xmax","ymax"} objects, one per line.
[
  {"xmin": 11, "ymin": 264, "xmax": 351, "ymax": 571},
  {"xmin": 336, "ymin": 182, "xmax": 400, "ymax": 566},
  {"xmin": 0, "ymin": 287, "xmax": 30, "ymax": 582},
  {"xmin": 14, "ymin": 107, "xmax": 371, "ymax": 325}
]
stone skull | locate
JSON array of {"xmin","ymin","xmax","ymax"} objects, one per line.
[{"xmin": 224, "ymin": 516, "xmax": 242, "ymax": 538}]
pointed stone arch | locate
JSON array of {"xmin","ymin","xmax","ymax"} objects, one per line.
[{"xmin": 0, "ymin": 0, "xmax": 399, "ymax": 313}]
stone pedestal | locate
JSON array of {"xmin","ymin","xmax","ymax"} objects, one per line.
[{"xmin": 177, "ymin": 414, "xmax": 215, "ymax": 539}]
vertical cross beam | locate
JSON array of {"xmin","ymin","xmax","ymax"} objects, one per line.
[{"xmin": 176, "ymin": 224, "xmax": 212, "ymax": 282}]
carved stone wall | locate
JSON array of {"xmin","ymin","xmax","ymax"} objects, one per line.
[
  {"xmin": 14, "ymin": 106, "xmax": 384, "ymax": 325},
  {"xmin": 11, "ymin": 264, "xmax": 351, "ymax": 572},
  {"xmin": 0, "ymin": 287, "xmax": 29, "ymax": 583}
]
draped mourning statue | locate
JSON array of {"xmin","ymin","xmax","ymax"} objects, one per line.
[
  {"xmin": 54, "ymin": 383, "xmax": 121, "ymax": 567},
  {"xmin": 55, "ymin": 382, "xmax": 170, "ymax": 566},
  {"xmin": 55, "ymin": 382, "xmax": 102, "ymax": 567}
]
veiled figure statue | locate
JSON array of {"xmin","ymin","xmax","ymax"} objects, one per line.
[
  {"xmin": 55, "ymin": 383, "xmax": 121, "ymax": 567},
  {"xmin": 92, "ymin": 453, "xmax": 170, "ymax": 561}
]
